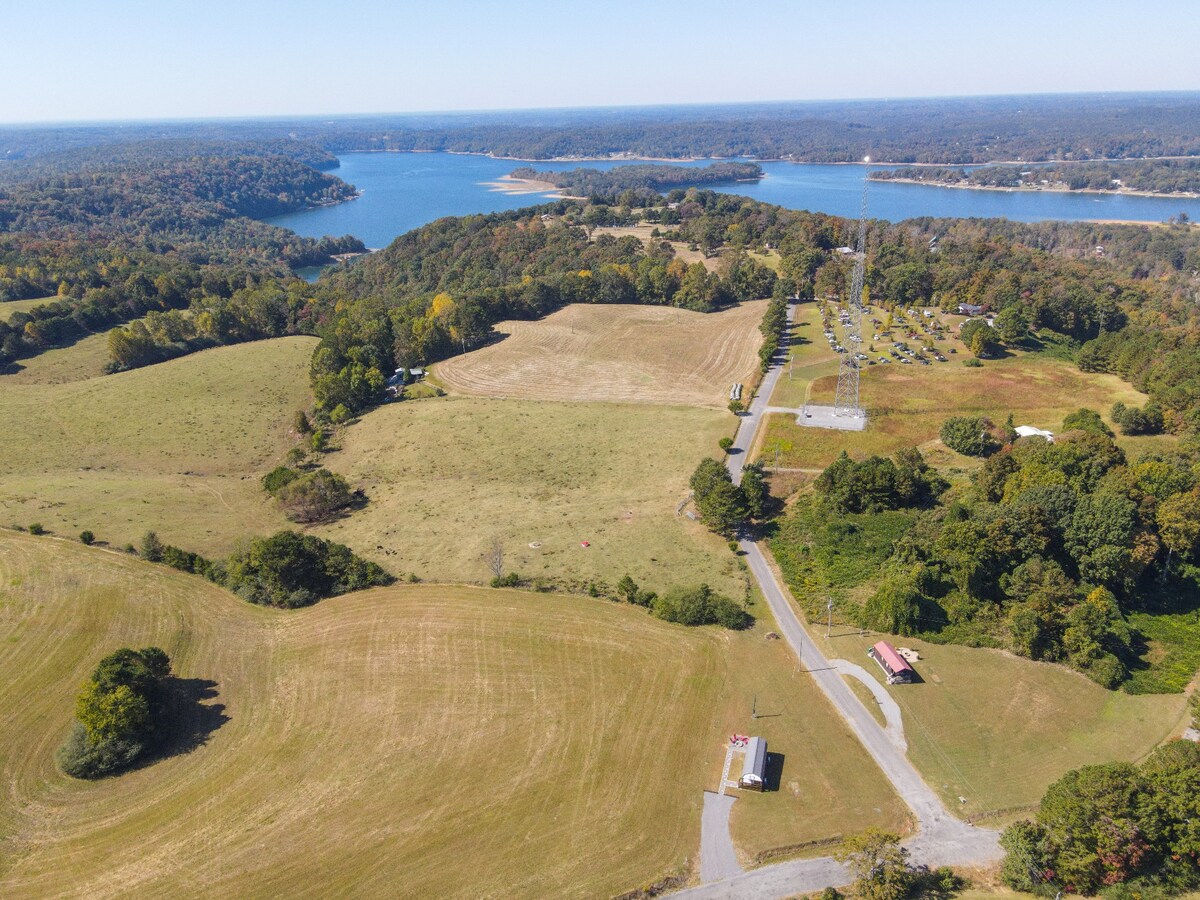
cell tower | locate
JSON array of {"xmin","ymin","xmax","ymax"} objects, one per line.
[{"xmin": 833, "ymin": 171, "xmax": 870, "ymax": 421}]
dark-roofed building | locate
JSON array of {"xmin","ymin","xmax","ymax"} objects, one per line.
[
  {"xmin": 868, "ymin": 640, "xmax": 915, "ymax": 684},
  {"xmin": 738, "ymin": 736, "xmax": 767, "ymax": 791}
]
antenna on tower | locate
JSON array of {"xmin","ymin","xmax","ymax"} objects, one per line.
[{"xmin": 833, "ymin": 161, "xmax": 870, "ymax": 423}]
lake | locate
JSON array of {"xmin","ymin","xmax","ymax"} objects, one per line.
[{"xmin": 268, "ymin": 152, "xmax": 1200, "ymax": 252}]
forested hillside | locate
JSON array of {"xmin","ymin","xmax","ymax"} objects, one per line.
[
  {"xmin": 0, "ymin": 146, "xmax": 363, "ymax": 367},
  {"xmin": 510, "ymin": 162, "xmax": 762, "ymax": 202},
  {"xmin": 872, "ymin": 158, "xmax": 1200, "ymax": 195}
]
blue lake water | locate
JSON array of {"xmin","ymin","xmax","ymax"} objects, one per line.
[{"xmin": 268, "ymin": 152, "xmax": 1200, "ymax": 252}]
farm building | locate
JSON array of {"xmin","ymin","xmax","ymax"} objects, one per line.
[
  {"xmin": 868, "ymin": 641, "xmax": 915, "ymax": 685},
  {"xmin": 738, "ymin": 736, "xmax": 767, "ymax": 791}
]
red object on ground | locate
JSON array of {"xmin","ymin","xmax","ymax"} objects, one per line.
[
  {"xmin": 870, "ymin": 640, "xmax": 914, "ymax": 677},
  {"xmin": 580, "ymin": 540, "xmax": 590, "ymax": 547}
]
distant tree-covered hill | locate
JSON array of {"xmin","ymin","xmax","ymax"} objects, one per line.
[
  {"xmin": 872, "ymin": 158, "xmax": 1200, "ymax": 194},
  {"xmin": 4, "ymin": 94, "xmax": 1200, "ymax": 165},
  {"xmin": 510, "ymin": 162, "xmax": 762, "ymax": 202}
]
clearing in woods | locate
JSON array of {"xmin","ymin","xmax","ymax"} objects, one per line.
[
  {"xmin": 0, "ymin": 297, "xmax": 57, "ymax": 321},
  {"xmin": 317, "ymin": 396, "xmax": 747, "ymax": 598},
  {"xmin": 433, "ymin": 301, "xmax": 766, "ymax": 408},
  {"xmin": 0, "ymin": 532, "xmax": 905, "ymax": 896},
  {"xmin": 758, "ymin": 302, "xmax": 1159, "ymax": 471},
  {"xmin": 0, "ymin": 337, "xmax": 315, "ymax": 556}
]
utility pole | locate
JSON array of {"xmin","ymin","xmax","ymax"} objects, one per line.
[
  {"xmin": 751, "ymin": 694, "xmax": 757, "ymax": 719},
  {"xmin": 826, "ymin": 597, "xmax": 834, "ymax": 638}
]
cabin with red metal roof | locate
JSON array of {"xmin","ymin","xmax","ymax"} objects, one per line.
[{"xmin": 868, "ymin": 640, "xmax": 915, "ymax": 684}]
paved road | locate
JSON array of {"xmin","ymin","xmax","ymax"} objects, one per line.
[
  {"xmin": 699, "ymin": 793, "xmax": 742, "ymax": 883},
  {"xmin": 727, "ymin": 304, "xmax": 794, "ymax": 483},
  {"xmin": 831, "ymin": 659, "xmax": 907, "ymax": 753},
  {"xmin": 681, "ymin": 303, "xmax": 1001, "ymax": 898}
]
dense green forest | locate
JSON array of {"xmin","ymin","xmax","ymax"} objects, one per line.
[
  {"xmin": 509, "ymin": 162, "xmax": 762, "ymax": 202},
  {"xmin": 773, "ymin": 420, "xmax": 1200, "ymax": 689},
  {"xmin": 4, "ymin": 94, "xmax": 1200, "ymax": 165},
  {"xmin": 0, "ymin": 145, "xmax": 363, "ymax": 367},
  {"xmin": 872, "ymin": 159, "xmax": 1200, "ymax": 194},
  {"xmin": 1000, "ymin": 741, "xmax": 1200, "ymax": 895}
]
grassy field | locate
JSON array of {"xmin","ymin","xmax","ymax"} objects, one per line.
[
  {"xmin": 0, "ymin": 337, "xmax": 315, "ymax": 556},
  {"xmin": 720, "ymin": 596, "xmax": 909, "ymax": 863},
  {"xmin": 816, "ymin": 630, "xmax": 1187, "ymax": 823},
  {"xmin": 2, "ymin": 329, "xmax": 119, "ymax": 385},
  {"xmin": 759, "ymin": 303, "xmax": 1153, "ymax": 470},
  {"xmin": 316, "ymin": 396, "xmax": 747, "ymax": 598},
  {"xmin": 0, "ymin": 296, "xmax": 56, "ymax": 321},
  {"xmin": 433, "ymin": 301, "xmax": 766, "ymax": 408},
  {"xmin": 0, "ymin": 531, "xmax": 906, "ymax": 895}
]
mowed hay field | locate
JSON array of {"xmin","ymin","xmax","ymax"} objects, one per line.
[
  {"xmin": 0, "ymin": 532, "xmax": 904, "ymax": 896},
  {"xmin": 0, "ymin": 337, "xmax": 314, "ymax": 556},
  {"xmin": 433, "ymin": 301, "xmax": 766, "ymax": 408},
  {"xmin": 319, "ymin": 396, "xmax": 748, "ymax": 598},
  {"xmin": 818, "ymin": 631, "xmax": 1187, "ymax": 822}
]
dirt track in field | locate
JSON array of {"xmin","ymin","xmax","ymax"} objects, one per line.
[{"xmin": 433, "ymin": 302, "xmax": 766, "ymax": 408}]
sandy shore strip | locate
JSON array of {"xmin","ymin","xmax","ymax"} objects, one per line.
[{"xmin": 479, "ymin": 174, "xmax": 585, "ymax": 200}]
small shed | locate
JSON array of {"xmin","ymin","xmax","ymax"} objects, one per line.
[
  {"xmin": 957, "ymin": 303, "xmax": 984, "ymax": 317},
  {"xmin": 868, "ymin": 640, "xmax": 915, "ymax": 684},
  {"xmin": 408, "ymin": 367, "xmax": 425, "ymax": 380},
  {"xmin": 738, "ymin": 736, "xmax": 767, "ymax": 791}
]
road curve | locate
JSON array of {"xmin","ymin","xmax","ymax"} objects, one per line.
[{"xmin": 679, "ymin": 302, "xmax": 1000, "ymax": 898}]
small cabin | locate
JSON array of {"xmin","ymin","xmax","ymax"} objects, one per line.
[
  {"xmin": 957, "ymin": 303, "xmax": 984, "ymax": 317},
  {"xmin": 868, "ymin": 640, "xmax": 915, "ymax": 685},
  {"xmin": 408, "ymin": 367, "xmax": 425, "ymax": 380},
  {"xmin": 738, "ymin": 736, "xmax": 767, "ymax": 791}
]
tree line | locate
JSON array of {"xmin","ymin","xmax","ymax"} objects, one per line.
[
  {"xmin": 139, "ymin": 529, "xmax": 393, "ymax": 609},
  {"xmin": 872, "ymin": 159, "xmax": 1200, "ymax": 195}
]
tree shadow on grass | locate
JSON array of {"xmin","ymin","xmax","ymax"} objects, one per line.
[{"xmin": 151, "ymin": 677, "xmax": 229, "ymax": 763}]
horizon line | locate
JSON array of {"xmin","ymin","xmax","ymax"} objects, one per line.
[{"xmin": 3, "ymin": 88, "xmax": 1199, "ymax": 131}]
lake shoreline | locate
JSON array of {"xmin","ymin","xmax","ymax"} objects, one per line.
[{"xmin": 868, "ymin": 176, "xmax": 1199, "ymax": 200}]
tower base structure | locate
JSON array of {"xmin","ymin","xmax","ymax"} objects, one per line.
[{"xmin": 795, "ymin": 404, "xmax": 867, "ymax": 432}]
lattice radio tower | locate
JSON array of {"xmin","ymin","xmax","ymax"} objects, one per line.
[{"xmin": 833, "ymin": 174, "xmax": 869, "ymax": 419}]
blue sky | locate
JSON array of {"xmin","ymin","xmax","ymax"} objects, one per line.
[{"xmin": 3, "ymin": 0, "xmax": 1197, "ymax": 124}]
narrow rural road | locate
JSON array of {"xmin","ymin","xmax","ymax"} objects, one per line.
[{"xmin": 680, "ymin": 302, "xmax": 1001, "ymax": 898}]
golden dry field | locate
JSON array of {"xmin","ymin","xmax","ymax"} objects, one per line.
[
  {"xmin": 0, "ymin": 531, "xmax": 906, "ymax": 896},
  {"xmin": 433, "ymin": 301, "xmax": 765, "ymax": 408}
]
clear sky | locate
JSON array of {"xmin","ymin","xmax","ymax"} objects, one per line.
[{"xmin": 3, "ymin": 0, "xmax": 1197, "ymax": 124}]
